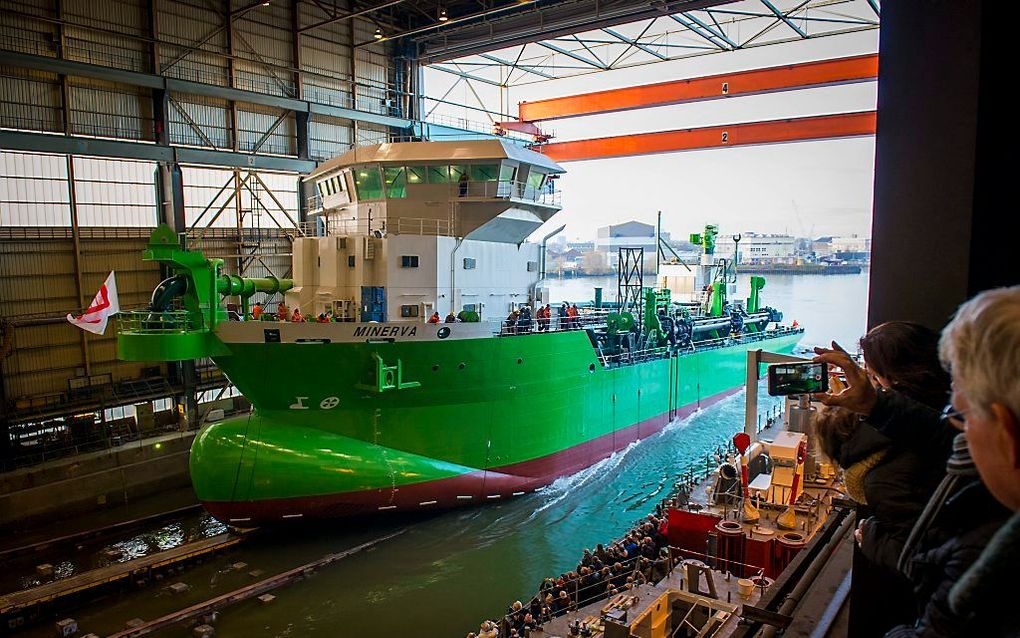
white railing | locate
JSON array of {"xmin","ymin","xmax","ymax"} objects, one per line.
[
  {"xmin": 295, "ymin": 217, "xmax": 453, "ymax": 238},
  {"xmin": 394, "ymin": 217, "xmax": 452, "ymax": 236},
  {"xmin": 496, "ymin": 308, "xmax": 611, "ymax": 336},
  {"xmin": 454, "ymin": 180, "xmax": 561, "ymax": 207}
]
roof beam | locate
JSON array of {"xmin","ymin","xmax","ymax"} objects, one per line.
[
  {"xmin": 538, "ymin": 111, "xmax": 877, "ymax": 162},
  {"xmin": 0, "ymin": 130, "xmax": 318, "ymax": 172},
  {"xmin": 477, "ymin": 53, "xmax": 556, "ymax": 79},
  {"xmin": 299, "ymin": 0, "xmax": 406, "ymax": 34},
  {"xmin": 672, "ymin": 12, "xmax": 737, "ymax": 49},
  {"xmin": 760, "ymin": 0, "xmax": 809, "ymax": 39},
  {"xmin": 518, "ymin": 53, "xmax": 878, "ymax": 122},
  {"xmin": 601, "ymin": 27, "xmax": 668, "ymax": 61},
  {"xmin": 0, "ymin": 49, "xmax": 411, "ymax": 129},
  {"xmin": 537, "ymin": 41, "xmax": 608, "ymax": 70}
]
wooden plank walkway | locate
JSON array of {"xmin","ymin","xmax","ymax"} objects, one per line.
[{"xmin": 0, "ymin": 533, "xmax": 243, "ymax": 615}]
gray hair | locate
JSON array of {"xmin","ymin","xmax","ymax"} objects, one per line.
[{"xmin": 939, "ymin": 286, "xmax": 1020, "ymax": 419}]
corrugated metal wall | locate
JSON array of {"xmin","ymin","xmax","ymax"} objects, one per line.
[
  {"xmin": 0, "ymin": 0, "xmax": 407, "ymax": 443},
  {"xmin": 0, "ymin": 232, "xmax": 162, "ymax": 401},
  {"xmin": 1, "ymin": 0, "xmax": 403, "ymax": 157},
  {"xmin": 0, "ymin": 150, "xmax": 298, "ymax": 423}
]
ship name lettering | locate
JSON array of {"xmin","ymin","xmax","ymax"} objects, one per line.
[{"xmin": 352, "ymin": 326, "xmax": 418, "ymax": 338}]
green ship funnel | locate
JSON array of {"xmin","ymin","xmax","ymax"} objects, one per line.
[{"xmin": 117, "ymin": 225, "xmax": 293, "ymax": 361}]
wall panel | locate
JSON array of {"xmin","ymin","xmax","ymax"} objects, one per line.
[{"xmin": 0, "ymin": 67, "xmax": 63, "ymax": 133}]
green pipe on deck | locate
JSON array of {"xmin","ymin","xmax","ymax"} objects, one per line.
[{"xmin": 216, "ymin": 275, "xmax": 293, "ymax": 316}]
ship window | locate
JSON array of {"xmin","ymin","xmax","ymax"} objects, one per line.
[
  {"xmin": 427, "ymin": 165, "xmax": 451, "ymax": 183},
  {"xmin": 354, "ymin": 167, "xmax": 384, "ymax": 200},
  {"xmin": 318, "ymin": 180, "xmax": 330, "ymax": 197},
  {"xmin": 348, "ymin": 255, "xmax": 355, "ymax": 268},
  {"xmin": 526, "ymin": 171, "xmax": 546, "ymax": 190},
  {"xmin": 400, "ymin": 304, "xmax": 419, "ymax": 317},
  {"xmin": 499, "ymin": 164, "xmax": 516, "ymax": 182},
  {"xmin": 401, "ymin": 255, "xmax": 419, "ymax": 268},
  {"xmin": 384, "ymin": 167, "xmax": 407, "ymax": 198},
  {"xmin": 332, "ymin": 176, "xmax": 345, "ymax": 193},
  {"xmin": 407, "ymin": 166, "xmax": 426, "ymax": 184},
  {"xmin": 469, "ymin": 165, "xmax": 499, "ymax": 182},
  {"xmin": 449, "ymin": 165, "xmax": 468, "ymax": 182},
  {"xmin": 463, "ymin": 257, "xmax": 477, "ymax": 270}
]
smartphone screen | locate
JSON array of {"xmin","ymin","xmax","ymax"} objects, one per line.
[{"xmin": 767, "ymin": 362, "xmax": 829, "ymax": 396}]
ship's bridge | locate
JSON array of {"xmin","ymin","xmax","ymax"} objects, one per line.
[{"xmin": 304, "ymin": 139, "xmax": 564, "ymax": 244}]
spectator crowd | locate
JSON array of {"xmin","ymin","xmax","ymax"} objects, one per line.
[{"xmin": 472, "ymin": 285, "xmax": 1020, "ymax": 638}]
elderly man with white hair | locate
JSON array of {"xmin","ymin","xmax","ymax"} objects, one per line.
[
  {"xmin": 935, "ymin": 285, "xmax": 1020, "ymax": 637},
  {"xmin": 813, "ymin": 285, "xmax": 1020, "ymax": 637}
]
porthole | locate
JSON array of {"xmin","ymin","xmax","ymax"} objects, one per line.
[
  {"xmin": 432, "ymin": 364, "xmax": 440, "ymax": 372},
  {"xmin": 458, "ymin": 362, "xmax": 466, "ymax": 370},
  {"xmin": 589, "ymin": 363, "xmax": 596, "ymax": 372},
  {"xmin": 517, "ymin": 358, "xmax": 523, "ymax": 364}
]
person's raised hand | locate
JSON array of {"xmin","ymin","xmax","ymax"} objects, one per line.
[{"xmin": 812, "ymin": 341, "xmax": 878, "ymax": 416}]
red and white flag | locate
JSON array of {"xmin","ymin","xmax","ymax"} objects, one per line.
[{"xmin": 67, "ymin": 271, "xmax": 120, "ymax": 335}]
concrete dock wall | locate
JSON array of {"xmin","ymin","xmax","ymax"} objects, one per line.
[{"xmin": 0, "ymin": 432, "xmax": 195, "ymax": 531}]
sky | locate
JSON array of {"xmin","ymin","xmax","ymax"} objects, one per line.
[{"xmin": 424, "ymin": 29, "xmax": 880, "ymax": 242}]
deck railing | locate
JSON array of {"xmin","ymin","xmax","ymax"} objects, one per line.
[
  {"xmin": 454, "ymin": 180, "xmax": 561, "ymax": 207},
  {"xmin": 118, "ymin": 310, "xmax": 204, "ymax": 334},
  {"xmin": 496, "ymin": 308, "xmax": 611, "ymax": 337},
  {"xmin": 294, "ymin": 217, "xmax": 454, "ymax": 238}
]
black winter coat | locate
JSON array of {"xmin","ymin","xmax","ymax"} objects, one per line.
[
  {"xmin": 884, "ymin": 480, "xmax": 1012, "ymax": 637},
  {"xmin": 867, "ymin": 389, "xmax": 955, "ymax": 476},
  {"xmin": 838, "ymin": 424, "xmax": 939, "ymax": 572}
]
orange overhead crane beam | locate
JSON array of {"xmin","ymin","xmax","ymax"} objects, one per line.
[
  {"xmin": 539, "ymin": 111, "xmax": 877, "ymax": 162},
  {"xmin": 518, "ymin": 54, "xmax": 879, "ymax": 122}
]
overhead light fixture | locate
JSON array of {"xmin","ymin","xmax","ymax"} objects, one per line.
[
  {"xmin": 438, "ymin": 7, "xmax": 448, "ymax": 21},
  {"xmin": 374, "ymin": 28, "xmax": 383, "ymax": 39},
  {"xmin": 262, "ymin": 0, "xmax": 270, "ymax": 5}
]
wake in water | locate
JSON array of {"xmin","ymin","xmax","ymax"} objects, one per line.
[{"xmin": 529, "ymin": 436, "xmax": 646, "ymax": 520}]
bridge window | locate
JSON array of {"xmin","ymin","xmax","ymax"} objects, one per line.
[
  {"xmin": 427, "ymin": 165, "xmax": 451, "ymax": 183},
  {"xmin": 449, "ymin": 165, "xmax": 468, "ymax": 182},
  {"xmin": 407, "ymin": 166, "xmax": 426, "ymax": 184},
  {"xmin": 354, "ymin": 167, "xmax": 383, "ymax": 200},
  {"xmin": 499, "ymin": 164, "xmax": 517, "ymax": 182},
  {"xmin": 400, "ymin": 304, "xmax": 419, "ymax": 317},
  {"xmin": 384, "ymin": 167, "xmax": 407, "ymax": 198},
  {"xmin": 469, "ymin": 165, "xmax": 499, "ymax": 181},
  {"xmin": 401, "ymin": 255, "xmax": 419, "ymax": 268},
  {"xmin": 526, "ymin": 171, "xmax": 546, "ymax": 190}
]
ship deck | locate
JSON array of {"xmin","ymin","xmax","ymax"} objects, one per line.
[{"xmin": 530, "ymin": 417, "xmax": 848, "ymax": 638}]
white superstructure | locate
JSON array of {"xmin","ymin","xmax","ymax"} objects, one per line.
[{"xmin": 287, "ymin": 140, "xmax": 564, "ymax": 322}]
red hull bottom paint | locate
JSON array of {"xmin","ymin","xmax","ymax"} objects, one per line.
[{"xmin": 203, "ymin": 387, "xmax": 741, "ymax": 523}]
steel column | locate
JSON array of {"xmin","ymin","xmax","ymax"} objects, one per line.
[{"xmin": 66, "ymin": 155, "xmax": 91, "ymax": 376}]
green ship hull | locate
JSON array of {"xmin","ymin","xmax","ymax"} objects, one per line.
[{"xmin": 188, "ymin": 325, "xmax": 802, "ymax": 523}]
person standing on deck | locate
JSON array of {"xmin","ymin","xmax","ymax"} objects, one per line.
[
  {"xmin": 251, "ymin": 302, "xmax": 263, "ymax": 320},
  {"xmin": 568, "ymin": 304, "xmax": 580, "ymax": 329},
  {"xmin": 276, "ymin": 302, "xmax": 288, "ymax": 322}
]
